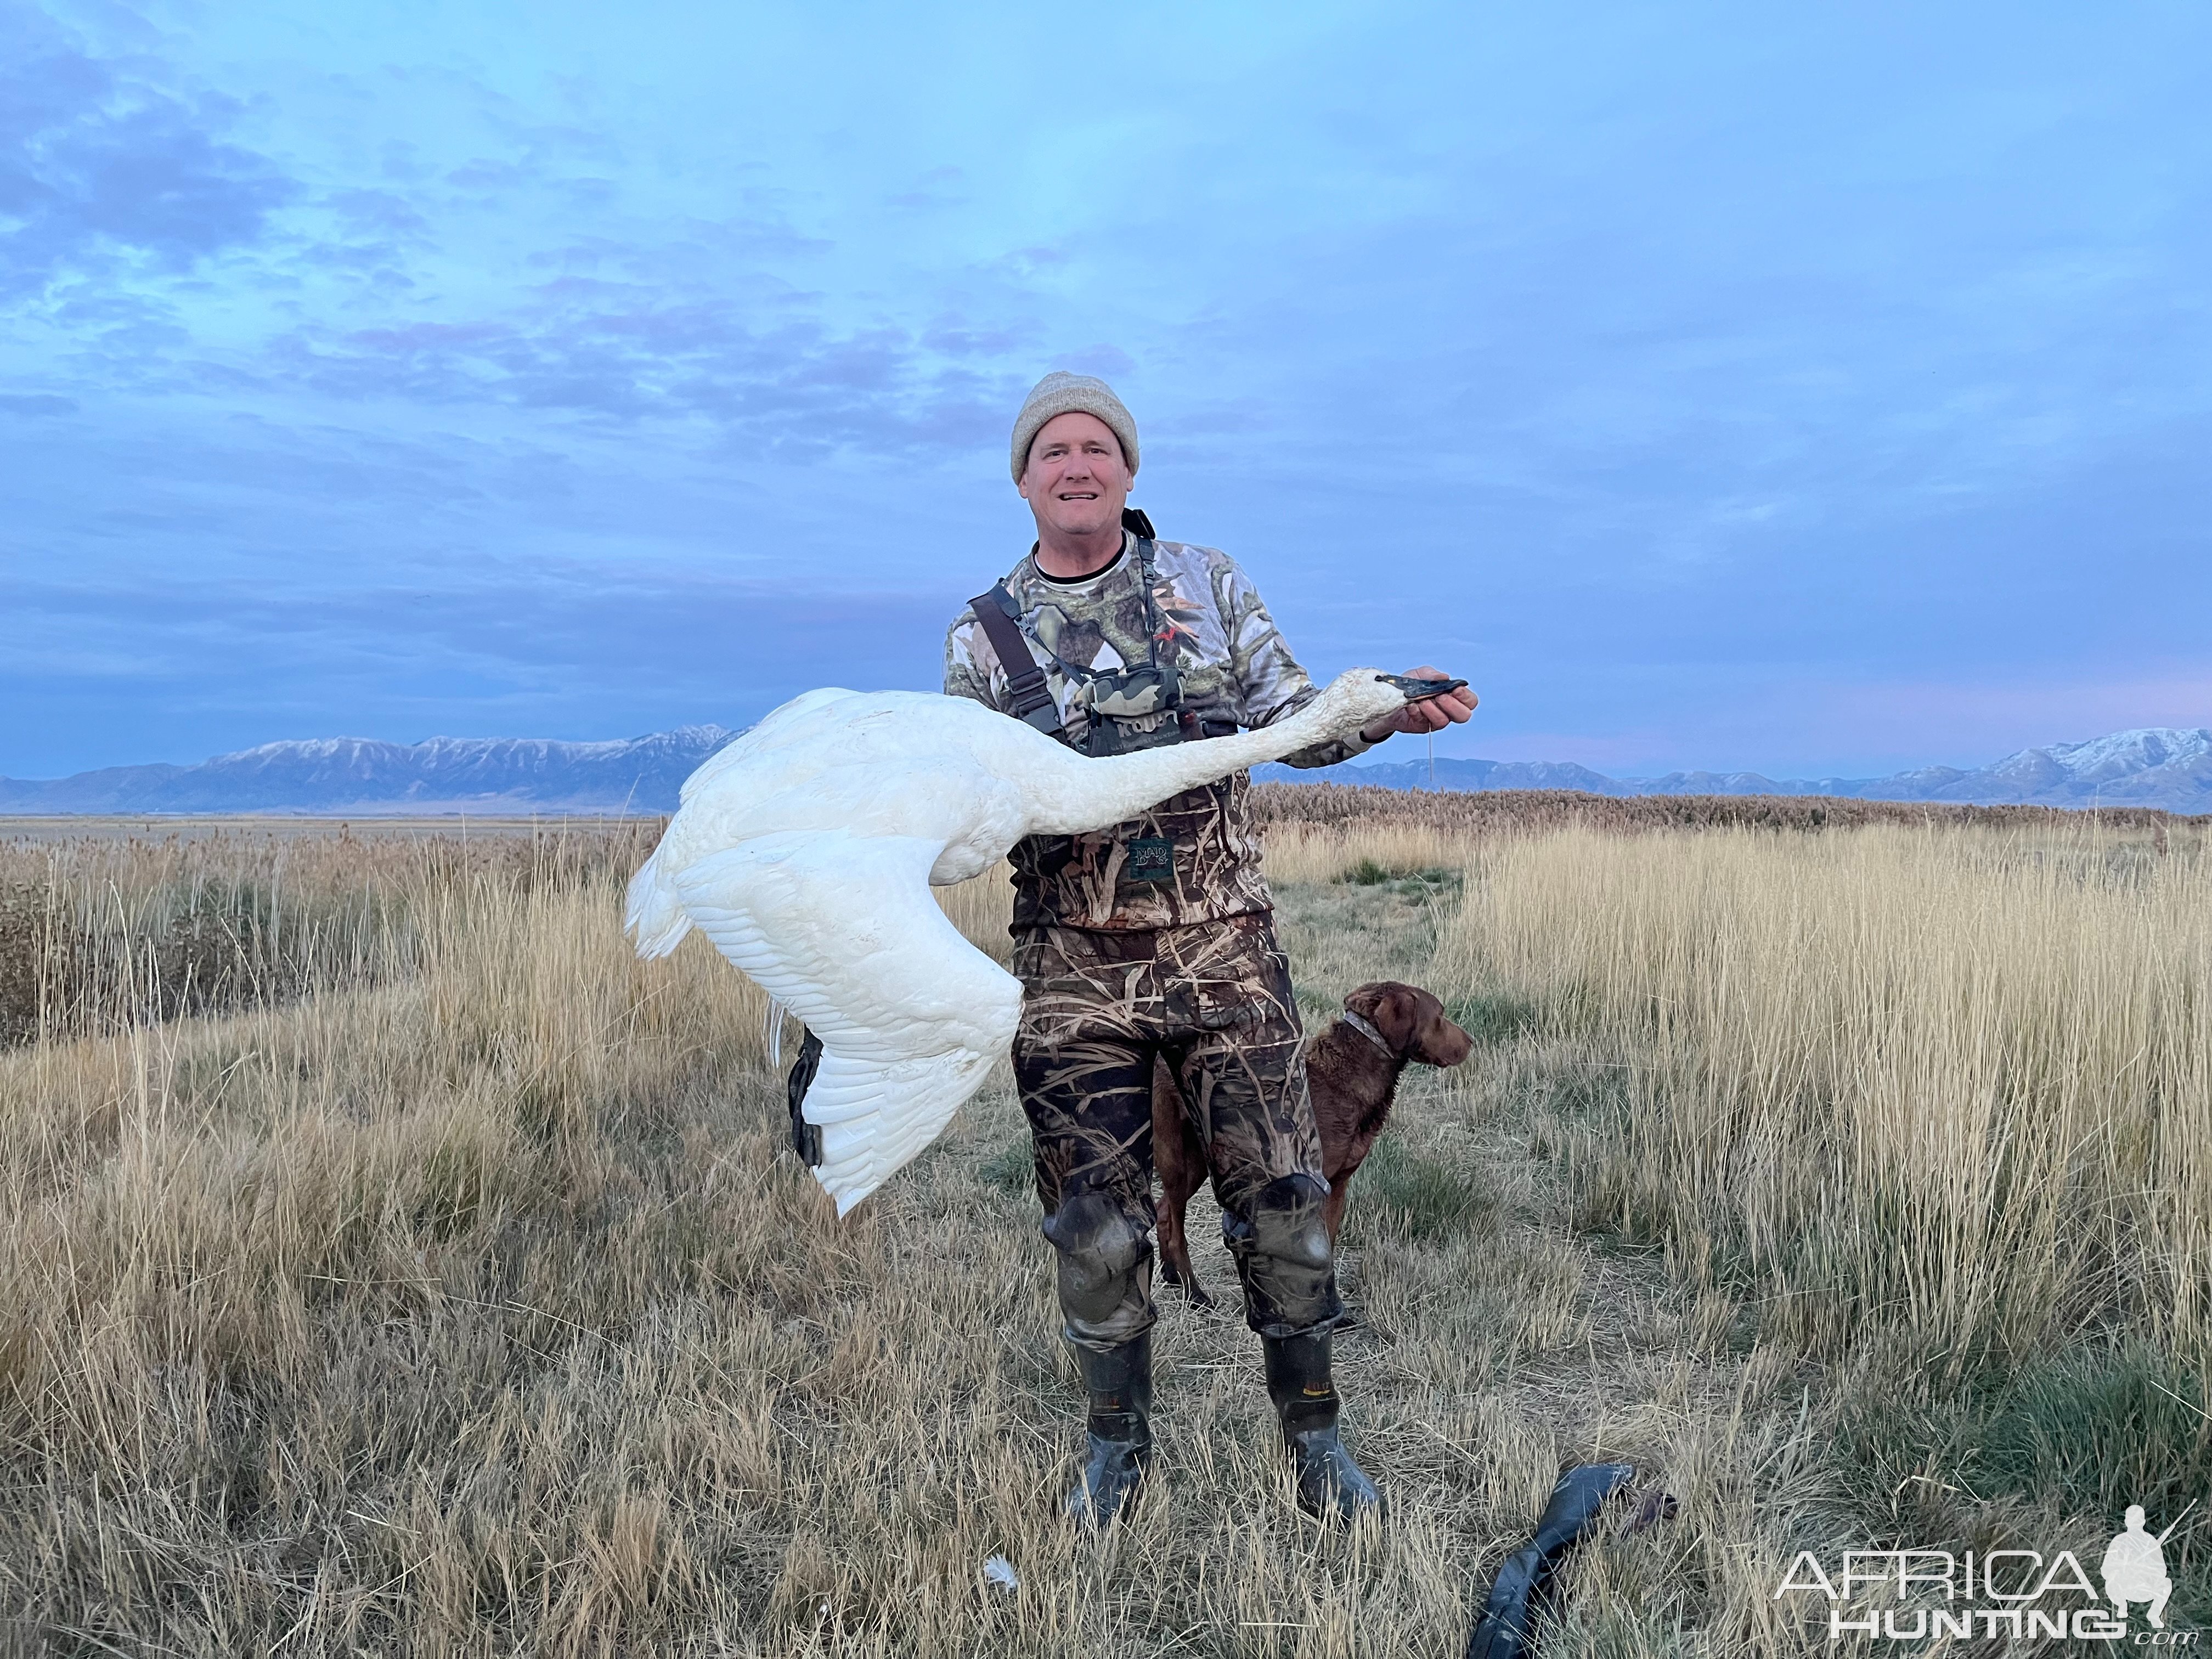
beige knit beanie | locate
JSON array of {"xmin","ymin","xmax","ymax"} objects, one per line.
[{"xmin": 1009, "ymin": 370, "xmax": 1139, "ymax": 482}]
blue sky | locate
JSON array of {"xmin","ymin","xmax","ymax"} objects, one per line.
[{"xmin": 4, "ymin": 0, "xmax": 2208, "ymax": 781}]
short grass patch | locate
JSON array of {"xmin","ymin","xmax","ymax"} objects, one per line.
[
  {"xmin": 1836, "ymin": 1339, "xmax": 2212, "ymax": 1541},
  {"xmin": 1345, "ymin": 1130, "xmax": 1492, "ymax": 1244},
  {"xmin": 1338, "ymin": 859, "xmax": 1464, "ymax": 902},
  {"xmin": 980, "ymin": 1130, "xmax": 1034, "ymax": 1197}
]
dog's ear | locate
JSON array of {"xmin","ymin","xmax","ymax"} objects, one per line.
[
  {"xmin": 1353, "ymin": 984, "xmax": 1423, "ymax": 1055},
  {"xmin": 1342, "ymin": 983, "xmax": 1381, "ymax": 1022}
]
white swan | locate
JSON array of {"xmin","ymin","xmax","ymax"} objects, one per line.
[{"xmin": 626, "ymin": 668, "xmax": 1449, "ymax": 1215}]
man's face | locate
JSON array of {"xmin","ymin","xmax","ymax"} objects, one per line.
[{"xmin": 1018, "ymin": 411, "xmax": 1130, "ymax": 540}]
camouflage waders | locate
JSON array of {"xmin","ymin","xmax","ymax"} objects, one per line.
[
  {"xmin": 948, "ymin": 522, "xmax": 1377, "ymax": 1525},
  {"xmin": 1013, "ymin": 911, "xmax": 1341, "ymax": 1351}
]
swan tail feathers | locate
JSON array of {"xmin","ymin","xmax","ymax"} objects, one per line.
[{"xmin": 624, "ymin": 846, "xmax": 693, "ymax": 959}]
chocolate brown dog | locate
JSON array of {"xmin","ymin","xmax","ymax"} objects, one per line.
[{"xmin": 1153, "ymin": 981, "xmax": 1474, "ymax": 1304}]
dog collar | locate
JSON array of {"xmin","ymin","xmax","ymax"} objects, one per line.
[{"xmin": 1340, "ymin": 1008, "xmax": 1397, "ymax": 1058}]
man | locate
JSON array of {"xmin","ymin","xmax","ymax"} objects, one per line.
[{"xmin": 943, "ymin": 371, "xmax": 1475, "ymax": 1528}]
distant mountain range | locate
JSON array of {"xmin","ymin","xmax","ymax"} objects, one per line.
[
  {"xmin": 1255, "ymin": 726, "xmax": 2212, "ymax": 813},
  {"xmin": 0, "ymin": 727, "xmax": 735, "ymax": 815},
  {"xmin": 2, "ymin": 725, "xmax": 2207, "ymax": 816}
]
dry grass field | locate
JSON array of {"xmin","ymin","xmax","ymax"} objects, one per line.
[{"xmin": 2, "ymin": 799, "xmax": 2207, "ymax": 1656}]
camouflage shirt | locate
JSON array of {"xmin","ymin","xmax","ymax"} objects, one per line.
[{"xmin": 945, "ymin": 532, "xmax": 1375, "ymax": 933}]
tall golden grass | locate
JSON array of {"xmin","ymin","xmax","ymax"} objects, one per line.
[
  {"xmin": 1440, "ymin": 822, "xmax": 2212, "ymax": 1375},
  {"xmin": 2, "ymin": 806, "xmax": 2204, "ymax": 1654},
  {"xmin": 11, "ymin": 830, "xmax": 1496, "ymax": 1657}
]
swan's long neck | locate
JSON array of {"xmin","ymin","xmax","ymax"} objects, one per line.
[{"xmin": 1025, "ymin": 689, "xmax": 1368, "ymax": 835}]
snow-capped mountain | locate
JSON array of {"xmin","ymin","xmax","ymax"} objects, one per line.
[
  {"xmin": 0, "ymin": 727, "xmax": 736, "ymax": 814},
  {"xmin": 2, "ymin": 726, "xmax": 2205, "ymax": 816},
  {"xmin": 1254, "ymin": 726, "xmax": 2212, "ymax": 812},
  {"xmin": 1938, "ymin": 727, "xmax": 2212, "ymax": 807}
]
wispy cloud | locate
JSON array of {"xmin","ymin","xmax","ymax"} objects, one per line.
[
  {"xmin": 0, "ymin": 9, "xmax": 294, "ymax": 299},
  {"xmin": 2, "ymin": 1, "xmax": 2208, "ymax": 778},
  {"xmin": 267, "ymin": 291, "xmax": 1031, "ymax": 454}
]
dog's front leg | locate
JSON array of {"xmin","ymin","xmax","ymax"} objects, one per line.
[{"xmin": 1321, "ymin": 1177, "xmax": 1351, "ymax": 1244}]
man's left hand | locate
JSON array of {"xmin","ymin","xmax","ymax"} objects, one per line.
[{"xmin": 1359, "ymin": 665, "xmax": 1478, "ymax": 744}]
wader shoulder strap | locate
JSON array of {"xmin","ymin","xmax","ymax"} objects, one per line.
[{"xmin": 967, "ymin": 582, "xmax": 1064, "ymax": 736}]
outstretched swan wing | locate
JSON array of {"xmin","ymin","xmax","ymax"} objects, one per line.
[{"xmin": 670, "ymin": 830, "xmax": 1022, "ymax": 1216}]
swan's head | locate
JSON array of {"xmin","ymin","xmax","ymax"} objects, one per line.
[{"xmin": 1310, "ymin": 668, "xmax": 1469, "ymax": 740}]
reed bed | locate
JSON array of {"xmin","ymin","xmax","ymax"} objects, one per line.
[{"xmin": 1253, "ymin": 780, "xmax": 2203, "ymax": 837}]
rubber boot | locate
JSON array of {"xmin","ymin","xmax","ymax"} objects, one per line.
[
  {"xmin": 1064, "ymin": 1332, "xmax": 1153, "ymax": 1530},
  {"xmin": 1464, "ymin": 1463, "xmax": 1637, "ymax": 1658},
  {"xmin": 1263, "ymin": 1329, "xmax": 1382, "ymax": 1524}
]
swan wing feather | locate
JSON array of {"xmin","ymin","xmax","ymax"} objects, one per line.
[{"xmin": 669, "ymin": 829, "xmax": 1020, "ymax": 1216}]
